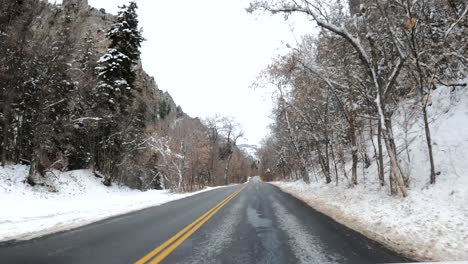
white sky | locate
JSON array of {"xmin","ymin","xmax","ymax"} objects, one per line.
[{"xmin": 71, "ymin": 0, "xmax": 312, "ymax": 145}]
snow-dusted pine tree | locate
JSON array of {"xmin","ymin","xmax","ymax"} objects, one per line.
[
  {"xmin": 95, "ymin": 1, "xmax": 144, "ymax": 115},
  {"xmin": 94, "ymin": 1, "xmax": 145, "ymax": 186}
]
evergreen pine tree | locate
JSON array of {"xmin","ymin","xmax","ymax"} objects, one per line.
[
  {"xmin": 95, "ymin": 1, "xmax": 144, "ymax": 115},
  {"xmin": 94, "ymin": 1, "xmax": 145, "ymax": 186}
]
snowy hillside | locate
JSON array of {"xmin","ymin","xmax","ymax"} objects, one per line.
[
  {"xmin": 272, "ymin": 79, "xmax": 468, "ymax": 261},
  {"xmin": 0, "ymin": 166, "xmax": 224, "ymax": 242}
]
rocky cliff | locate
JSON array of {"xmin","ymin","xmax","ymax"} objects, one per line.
[{"xmin": 38, "ymin": 0, "xmax": 183, "ymax": 122}]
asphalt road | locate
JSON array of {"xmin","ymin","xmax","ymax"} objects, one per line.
[{"xmin": 0, "ymin": 179, "xmax": 410, "ymax": 264}]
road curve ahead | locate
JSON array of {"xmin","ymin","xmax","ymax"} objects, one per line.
[{"xmin": 0, "ymin": 179, "xmax": 410, "ymax": 264}]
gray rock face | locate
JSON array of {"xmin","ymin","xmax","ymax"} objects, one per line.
[
  {"xmin": 25, "ymin": 0, "xmax": 187, "ymax": 139},
  {"xmin": 39, "ymin": 0, "xmax": 181, "ymax": 120},
  {"xmin": 63, "ymin": 0, "xmax": 88, "ymax": 9}
]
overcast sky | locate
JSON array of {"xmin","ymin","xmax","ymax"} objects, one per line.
[{"xmin": 75, "ymin": 0, "xmax": 312, "ymax": 145}]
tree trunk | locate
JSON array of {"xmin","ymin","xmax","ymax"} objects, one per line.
[
  {"xmin": 410, "ymin": 20, "xmax": 437, "ymax": 185},
  {"xmin": 283, "ymin": 106, "xmax": 309, "ymax": 183},
  {"xmin": 1, "ymin": 103, "xmax": 9, "ymax": 166},
  {"xmin": 377, "ymin": 119, "xmax": 385, "ymax": 186},
  {"xmin": 350, "ymin": 115, "xmax": 358, "ymax": 185},
  {"xmin": 14, "ymin": 115, "xmax": 22, "ymax": 163},
  {"xmin": 27, "ymin": 154, "xmax": 37, "ymax": 186},
  {"xmin": 207, "ymin": 170, "xmax": 212, "ymax": 186},
  {"xmin": 223, "ymin": 155, "xmax": 232, "ymax": 185},
  {"xmin": 190, "ymin": 164, "xmax": 194, "ymax": 192},
  {"xmin": 300, "ymin": 165, "xmax": 309, "ymax": 184},
  {"xmin": 330, "ymin": 143, "xmax": 339, "ymax": 185},
  {"xmin": 338, "ymin": 146, "xmax": 349, "ymax": 184},
  {"xmin": 103, "ymin": 172, "xmax": 113, "ymax": 186},
  {"xmin": 422, "ymin": 106, "xmax": 436, "ymax": 184},
  {"xmin": 102, "ymin": 155, "xmax": 116, "ymax": 187},
  {"xmin": 324, "ymin": 140, "xmax": 330, "ymax": 176},
  {"xmin": 177, "ymin": 165, "xmax": 184, "ymax": 192},
  {"xmin": 381, "ymin": 118, "xmax": 407, "ymax": 197},
  {"xmin": 317, "ymin": 145, "xmax": 331, "ymax": 183}
]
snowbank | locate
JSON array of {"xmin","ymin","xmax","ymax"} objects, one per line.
[
  {"xmin": 272, "ymin": 80, "xmax": 468, "ymax": 261},
  {"xmin": 0, "ymin": 166, "xmax": 224, "ymax": 242}
]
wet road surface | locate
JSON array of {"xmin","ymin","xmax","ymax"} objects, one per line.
[{"xmin": 0, "ymin": 179, "xmax": 410, "ymax": 263}]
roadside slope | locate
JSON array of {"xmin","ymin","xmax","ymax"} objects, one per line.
[{"xmin": 272, "ymin": 80, "xmax": 468, "ymax": 261}]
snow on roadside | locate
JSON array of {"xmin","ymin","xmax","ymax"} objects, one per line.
[
  {"xmin": 272, "ymin": 180, "xmax": 468, "ymax": 261},
  {"xmin": 0, "ymin": 165, "xmax": 226, "ymax": 242},
  {"xmin": 271, "ymin": 80, "xmax": 468, "ymax": 261}
]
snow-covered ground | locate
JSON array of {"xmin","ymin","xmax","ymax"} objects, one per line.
[
  {"xmin": 0, "ymin": 166, "xmax": 225, "ymax": 242},
  {"xmin": 272, "ymin": 79, "xmax": 468, "ymax": 261}
]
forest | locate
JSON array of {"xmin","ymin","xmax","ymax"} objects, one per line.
[
  {"xmin": 1, "ymin": 0, "xmax": 467, "ymax": 197},
  {"xmin": 251, "ymin": 0, "xmax": 467, "ymax": 196},
  {"xmin": 0, "ymin": 0, "xmax": 256, "ymax": 192},
  {"xmin": 0, "ymin": 0, "xmax": 467, "ymax": 261}
]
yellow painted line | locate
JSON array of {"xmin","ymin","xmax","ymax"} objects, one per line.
[
  {"xmin": 135, "ymin": 187, "xmax": 241, "ymax": 264},
  {"xmin": 136, "ymin": 186, "xmax": 246, "ymax": 264},
  {"xmin": 135, "ymin": 185, "xmax": 246, "ymax": 264},
  {"xmin": 149, "ymin": 186, "xmax": 245, "ymax": 263}
]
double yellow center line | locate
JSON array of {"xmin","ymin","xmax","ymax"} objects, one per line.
[{"xmin": 135, "ymin": 185, "xmax": 247, "ymax": 264}]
